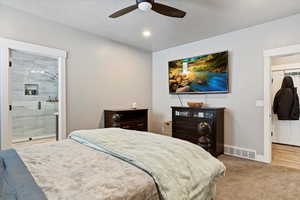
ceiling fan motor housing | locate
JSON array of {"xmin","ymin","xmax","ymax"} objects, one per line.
[{"xmin": 136, "ymin": 0, "xmax": 153, "ymax": 11}]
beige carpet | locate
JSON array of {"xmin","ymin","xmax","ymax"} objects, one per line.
[{"xmin": 216, "ymin": 155, "xmax": 300, "ymax": 200}]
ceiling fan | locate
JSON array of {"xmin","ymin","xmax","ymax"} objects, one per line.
[{"xmin": 109, "ymin": 0, "xmax": 186, "ymax": 18}]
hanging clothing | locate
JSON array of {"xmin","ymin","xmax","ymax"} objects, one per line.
[{"xmin": 273, "ymin": 76, "xmax": 300, "ymax": 120}]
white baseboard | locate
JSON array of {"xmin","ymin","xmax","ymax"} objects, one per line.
[
  {"xmin": 224, "ymin": 145, "xmax": 268, "ymax": 163},
  {"xmin": 255, "ymin": 154, "xmax": 269, "ymax": 163}
]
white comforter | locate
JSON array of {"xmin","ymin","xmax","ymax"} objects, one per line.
[
  {"xmin": 70, "ymin": 128, "xmax": 226, "ymax": 200},
  {"xmin": 17, "ymin": 139, "xmax": 159, "ymax": 200}
]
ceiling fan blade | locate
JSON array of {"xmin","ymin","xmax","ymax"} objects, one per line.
[
  {"xmin": 109, "ymin": 5, "xmax": 138, "ymax": 18},
  {"xmin": 152, "ymin": 3, "xmax": 186, "ymax": 18}
]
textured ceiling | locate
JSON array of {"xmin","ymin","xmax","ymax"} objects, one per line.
[{"xmin": 1, "ymin": 0, "xmax": 300, "ymax": 51}]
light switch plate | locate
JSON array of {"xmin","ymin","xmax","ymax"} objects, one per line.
[{"xmin": 256, "ymin": 100, "xmax": 264, "ymax": 107}]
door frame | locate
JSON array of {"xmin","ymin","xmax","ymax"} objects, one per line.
[
  {"xmin": 263, "ymin": 44, "xmax": 300, "ymax": 163},
  {"xmin": 0, "ymin": 37, "xmax": 67, "ymax": 149}
]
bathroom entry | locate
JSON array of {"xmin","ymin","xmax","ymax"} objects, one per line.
[
  {"xmin": 10, "ymin": 49, "xmax": 59, "ymax": 143},
  {"xmin": 271, "ymin": 54, "xmax": 300, "ymax": 169}
]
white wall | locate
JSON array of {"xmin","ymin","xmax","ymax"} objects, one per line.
[
  {"xmin": 272, "ymin": 53, "xmax": 300, "ymax": 65},
  {"xmin": 152, "ymin": 14, "xmax": 300, "ymax": 155},
  {"xmin": 0, "ymin": 5, "xmax": 152, "ymax": 135}
]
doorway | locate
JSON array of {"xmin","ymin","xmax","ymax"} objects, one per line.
[
  {"xmin": 10, "ymin": 49, "xmax": 59, "ymax": 143},
  {"xmin": 264, "ymin": 44, "xmax": 300, "ymax": 165},
  {"xmin": 0, "ymin": 38, "xmax": 67, "ymax": 149},
  {"xmin": 271, "ymin": 57, "xmax": 300, "ymax": 169}
]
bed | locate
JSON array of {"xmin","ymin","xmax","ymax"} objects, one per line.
[{"xmin": 1, "ymin": 128, "xmax": 225, "ymax": 200}]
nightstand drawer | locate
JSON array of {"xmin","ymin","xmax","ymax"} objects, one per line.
[
  {"xmin": 120, "ymin": 121, "xmax": 136, "ymax": 130},
  {"xmin": 120, "ymin": 121, "xmax": 147, "ymax": 131}
]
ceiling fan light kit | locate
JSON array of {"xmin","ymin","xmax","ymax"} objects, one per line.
[
  {"xmin": 138, "ymin": 1, "xmax": 152, "ymax": 11},
  {"xmin": 109, "ymin": 0, "xmax": 186, "ymax": 18}
]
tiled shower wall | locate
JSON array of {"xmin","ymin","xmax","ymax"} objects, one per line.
[{"xmin": 11, "ymin": 50, "xmax": 58, "ymax": 142}]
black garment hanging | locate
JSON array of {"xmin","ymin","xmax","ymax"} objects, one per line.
[{"xmin": 273, "ymin": 76, "xmax": 300, "ymax": 120}]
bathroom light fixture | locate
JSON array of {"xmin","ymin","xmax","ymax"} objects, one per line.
[{"xmin": 143, "ymin": 30, "xmax": 151, "ymax": 37}]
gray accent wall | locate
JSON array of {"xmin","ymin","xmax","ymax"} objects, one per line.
[
  {"xmin": 152, "ymin": 13, "xmax": 300, "ymax": 156},
  {"xmin": 0, "ymin": 5, "xmax": 152, "ymax": 138}
]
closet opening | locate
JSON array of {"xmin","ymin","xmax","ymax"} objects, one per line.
[
  {"xmin": 264, "ymin": 44, "xmax": 300, "ymax": 164},
  {"xmin": 271, "ymin": 54, "xmax": 300, "ymax": 169}
]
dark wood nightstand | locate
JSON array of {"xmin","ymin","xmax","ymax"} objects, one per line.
[
  {"xmin": 172, "ymin": 106, "xmax": 225, "ymax": 157},
  {"xmin": 104, "ymin": 109, "xmax": 148, "ymax": 131}
]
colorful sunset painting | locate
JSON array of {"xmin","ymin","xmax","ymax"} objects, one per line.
[{"xmin": 169, "ymin": 51, "xmax": 229, "ymax": 94}]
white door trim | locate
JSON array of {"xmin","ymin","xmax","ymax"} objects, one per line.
[
  {"xmin": 0, "ymin": 38, "xmax": 66, "ymax": 58},
  {"xmin": 0, "ymin": 37, "xmax": 67, "ymax": 149},
  {"xmin": 263, "ymin": 44, "xmax": 300, "ymax": 163}
]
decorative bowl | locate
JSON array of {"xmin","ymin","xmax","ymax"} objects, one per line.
[{"xmin": 187, "ymin": 102, "xmax": 204, "ymax": 108}]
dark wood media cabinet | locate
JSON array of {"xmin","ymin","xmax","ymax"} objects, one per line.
[
  {"xmin": 172, "ymin": 107, "xmax": 225, "ymax": 157},
  {"xmin": 104, "ymin": 109, "xmax": 148, "ymax": 131}
]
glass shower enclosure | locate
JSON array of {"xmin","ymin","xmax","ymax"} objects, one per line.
[{"xmin": 10, "ymin": 49, "xmax": 58, "ymax": 143}]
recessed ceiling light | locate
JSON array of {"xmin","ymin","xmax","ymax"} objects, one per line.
[{"xmin": 143, "ymin": 30, "xmax": 151, "ymax": 38}]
